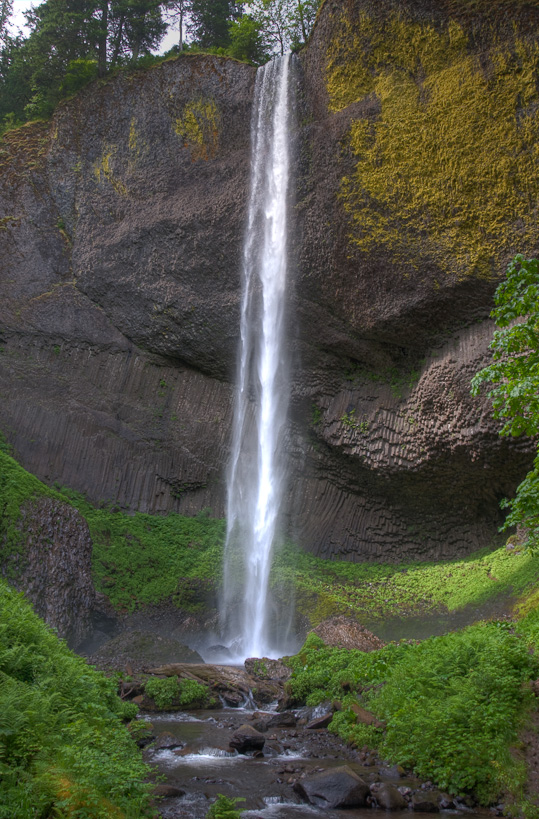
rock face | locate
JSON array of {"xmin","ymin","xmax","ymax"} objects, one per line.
[
  {"xmin": 1, "ymin": 6, "xmax": 538, "ymax": 563},
  {"xmin": 2, "ymin": 497, "xmax": 94, "ymax": 646}
]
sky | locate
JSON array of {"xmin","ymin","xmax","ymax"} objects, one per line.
[{"xmin": 9, "ymin": 0, "xmax": 181, "ymax": 53}]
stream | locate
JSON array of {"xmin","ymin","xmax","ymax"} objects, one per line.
[{"xmin": 143, "ymin": 704, "xmax": 489, "ymax": 819}]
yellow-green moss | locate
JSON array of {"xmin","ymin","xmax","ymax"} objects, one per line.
[
  {"xmin": 327, "ymin": 12, "xmax": 539, "ymax": 278},
  {"xmin": 174, "ymin": 98, "xmax": 220, "ymax": 161},
  {"xmin": 93, "ymin": 145, "xmax": 128, "ymax": 196}
]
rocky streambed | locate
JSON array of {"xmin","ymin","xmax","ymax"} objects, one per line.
[{"xmin": 117, "ymin": 660, "xmax": 491, "ymax": 819}]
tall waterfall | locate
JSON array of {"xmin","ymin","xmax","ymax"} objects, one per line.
[{"xmin": 221, "ymin": 55, "xmax": 293, "ymax": 661}]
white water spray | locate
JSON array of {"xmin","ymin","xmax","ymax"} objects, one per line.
[{"xmin": 221, "ymin": 55, "xmax": 293, "ymax": 660}]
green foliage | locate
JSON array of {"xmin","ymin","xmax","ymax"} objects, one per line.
[
  {"xmin": 61, "ymin": 487, "xmax": 225, "ymax": 611},
  {"xmin": 287, "ymin": 624, "xmax": 539, "ymax": 803},
  {"xmin": 272, "ymin": 539, "xmax": 539, "ymax": 625},
  {"xmin": 60, "ymin": 58, "xmax": 98, "ymax": 97},
  {"xmin": 205, "ymin": 793, "xmax": 245, "ymax": 819},
  {"xmin": 178, "ymin": 678, "xmax": 209, "ymax": 707},
  {"xmin": 0, "ymin": 578, "xmax": 152, "ymax": 817},
  {"xmin": 144, "ymin": 675, "xmax": 209, "ymax": 709},
  {"xmin": 144, "ymin": 675, "xmax": 180, "ymax": 708},
  {"xmin": 0, "ymin": 450, "xmax": 62, "ymax": 565},
  {"xmin": 471, "ymin": 255, "xmax": 539, "ymax": 551},
  {"xmin": 227, "ymin": 15, "xmax": 269, "ymax": 65}
]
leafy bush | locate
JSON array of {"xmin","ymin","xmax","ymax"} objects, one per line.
[
  {"xmin": 179, "ymin": 679, "xmax": 209, "ymax": 708},
  {"xmin": 471, "ymin": 254, "xmax": 539, "ymax": 551},
  {"xmin": 144, "ymin": 676, "xmax": 181, "ymax": 709},
  {"xmin": 0, "ymin": 579, "xmax": 152, "ymax": 818},
  {"xmin": 286, "ymin": 624, "xmax": 539, "ymax": 803},
  {"xmin": 144, "ymin": 676, "xmax": 209, "ymax": 709}
]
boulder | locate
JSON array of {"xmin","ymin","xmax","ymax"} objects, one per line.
[
  {"xmin": 229, "ymin": 724, "xmax": 266, "ymax": 754},
  {"xmin": 412, "ymin": 791, "xmax": 441, "ymax": 812},
  {"xmin": 293, "ymin": 766, "xmax": 370, "ymax": 808},
  {"xmin": 374, "ymin": 783, "xmax": 407, "ymax": 810},
  {"xmin": 350, "ymin": 703, "xmax": 385, "ymax": 728},
  {"xmin": 153, "ymin": 732, "xmax": 184, "ymax": 751},
  {"xmin": 311, "ymin": 617, "xmax": 385, "ymax": 652},
  {"xmin": 306, "ymin": 713, "xmax": 333, "ymax": 730},
  {"xmin": 244, "ymin": 657, "xmax": 292, "ymax": 681},
  {"xmin": 265, "ymin": 711, "xmax": 297, "ymax": 729}
]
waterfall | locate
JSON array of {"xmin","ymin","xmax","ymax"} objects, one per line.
[{"xmin": 221, "ymin": 55, "xmax": 293, "ymax": 661}]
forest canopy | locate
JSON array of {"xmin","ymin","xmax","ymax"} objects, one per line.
[{"xmin": 0, "ymin": 0, "xmax": 319, "ymax": 126}]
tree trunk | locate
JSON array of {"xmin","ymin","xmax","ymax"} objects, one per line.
[{"xmin": 98, "ymin": 0, "xmax": 108, "ymax": 77}]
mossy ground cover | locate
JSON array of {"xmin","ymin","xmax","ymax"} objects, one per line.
[
  {"xmin": 60, "ymin": 488, "xmax": 225, "ymax": 613},
  {"xmin": 272, "ymin": 541, "xmax": 539, "ymax": 626},
  {"xmin": 0, "ymin": 578, "xmax": 152, "ymax": 819},
  {"xmin": 286, "ymin": 624, "xmax": 539, "ymax": 807}
]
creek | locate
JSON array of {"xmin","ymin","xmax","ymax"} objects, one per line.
[{"xmin": 143, "ymin": 702, "xmax": 488, "ymax": 819}]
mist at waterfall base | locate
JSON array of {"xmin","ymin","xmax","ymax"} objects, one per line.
[{"xmin": 207, "ymin": 55, "xmax": 299, "ymax": 665}]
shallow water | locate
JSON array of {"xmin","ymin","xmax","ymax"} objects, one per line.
[{"xmin": 145, "ymin": 708, "xmax": 488, "ymax": 819}]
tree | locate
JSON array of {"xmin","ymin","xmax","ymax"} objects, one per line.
[
  {"xmin": 250, "ymin": 0, "xmax": 319, "ymax": 55},
  {"xmin": 164, "ymin": 0, "xmax": 191, "ymax": 50},
  {"xmin": 228, "ymin": 14, "xmax": 269, "ymax": 64},
  {"xmin": 471, "ymin": 254, "xmax": 539, "ymax": 550},
  {"xmin": 188, "ymin": 0, "xmax": 242, "ymax": 49}
]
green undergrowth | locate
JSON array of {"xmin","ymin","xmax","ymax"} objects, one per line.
[
  {"xmin": 0, "ymin": 578, "xmax": 152, "ymax": 818},
  {"xmin": 0, "ymin": 448, "xmax": 63, "ymax": 566},
  {"xmin": 272, "ymin": 541, "xmax": 539, "ymax": 625},
  {"xmin": 143, "ymin": 676, "xmax": 210, "ymax": 710},
  {"xmin": 61, "ymin": 488, "xmax": 225, "ymax": 612},
  {"xmin": 286, "ymin": 625, "xmax": 539, "ymax": 805}
]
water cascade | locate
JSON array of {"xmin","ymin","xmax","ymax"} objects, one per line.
[{"xmin": 220, "ymin": 54, "xmax": 294, "ymax": 661}]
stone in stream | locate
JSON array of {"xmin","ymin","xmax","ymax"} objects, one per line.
[
  {"xmin": 229, "ymin": 724, "xmax": 266, "ymax": 753},
  {"xmin": 306, "ymin": 713, "xmax": 333, "ymax": 730},
  {"xmin": 293, "ymin": 765, "xmax": 370, "ymax": 808},
  {"xmin": 265, "ymin": 711, "xmax": 297, "ymax": 728},
  {"xmin": 153, "ymin": 732, "xmax": 184, "ymax": 751},
  {"xmin": 373, "ymin": 783, "xmax": 407, "ymax": 810},
  {"xmin": 412, "ymin": 791, "xmax": 441, "ymax": 812}
]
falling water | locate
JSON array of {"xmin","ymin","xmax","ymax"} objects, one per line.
[{"xmin": 220, "ymin": 55, "xmax": 294, "ymax": 661}]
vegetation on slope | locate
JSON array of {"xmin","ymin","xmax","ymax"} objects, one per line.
[
  {"xmin": 0, "ymin": 578, "xmax": 151, "ymax": 818},
  {"xmin": 285, "ymin": 624, "xmax": 539, "ymax": 806}
]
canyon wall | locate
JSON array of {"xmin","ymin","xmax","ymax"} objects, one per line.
[{"xmin": 1, "ymin": 0, "xmax": 539, "ymax": 562}]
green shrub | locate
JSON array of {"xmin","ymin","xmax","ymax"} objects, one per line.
[
  {"xmin": 179, "ymin": 679, "xmax": 209, "ymax": 708},
  {"xmin": 0, "ymin": 579, "xmax": 152, "ymax": 818},
  {"xmin": 144, "ymin": 676, "xmax": 180, "ymax": 709}
]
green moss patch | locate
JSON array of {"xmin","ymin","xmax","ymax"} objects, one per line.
[
  {"xmin": 327, "ymin": 11, "xmax": 539, "ymax": 278},
  {"xmin": 273, "ymin": 541, "xmax": 539, "ymax": 626},
  {"xmin": 61, "ymin": 488, "xmax": 225, "ymax": 613}
]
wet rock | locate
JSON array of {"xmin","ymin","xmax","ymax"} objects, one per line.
[
  {"xmin": 306, "ymin": 713, "xmax": 333, "ymax": 730},
  {"xmin": 153, "ymin": 784, "xmax": 185, "ymax": 798},
  {"xmin": 229, "ymin": 724, "xmax": 266, "ymax": 754},
  {"xmin": 249, "ymin": 718, "xmax": 269, "ymax": 732},
  {"xmin": 153, "ymin": 732, "xmax": 184, "ymax": 751},
  {"xmin": 205, "ymin": 645, "xmax": 233, "ymax": 661},
  {"xmin": 439, "ymin": 794, "xmax": 455, "ymax": 809},
  {"xmin": 221, "ymin": 691, "xmax": 244, "ymax": 707},
  {"xmin": 265, "ymin": 711, "xmax": 297, "ymax": 728},
  {"xmin": 311, "ymin": 616, "xmax": 385, "ymax": 652},
  {"xmin": 244, "ymin": 657, "xmax": 292, "ymax": 681},
  {"xmin": 412, "ymin": 791, "xmax": 441, "ymax": 812},
  {"xmin": 293, "ymin": 765, "xmax": 370, "ymax": 809},
  {"xmin": 374, "ymin": 783, "xmax": 407, "ymax": 810}
]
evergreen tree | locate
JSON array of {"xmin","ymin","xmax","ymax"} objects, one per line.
[{"xmin": 188, "ymin": 0, "xmax": 242, "ymax": 49}]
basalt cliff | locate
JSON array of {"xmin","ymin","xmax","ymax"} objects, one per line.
[{"xmin": 1, "ymin": 0, "xmax": 538, "ymax": 566}]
